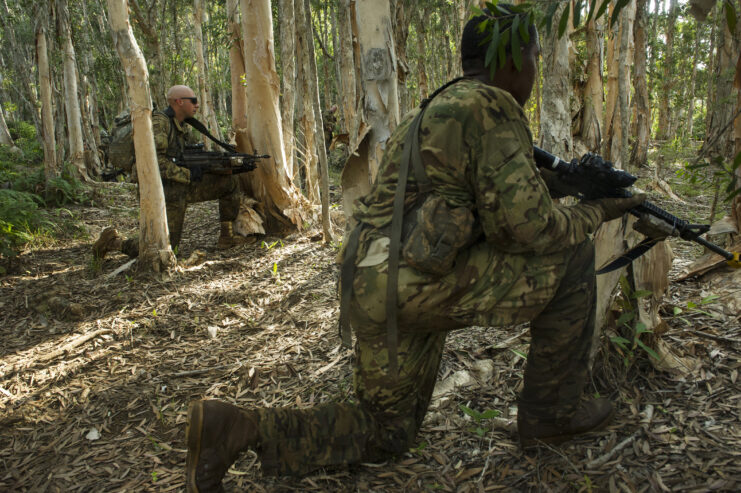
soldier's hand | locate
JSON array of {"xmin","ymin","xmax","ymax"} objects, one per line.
[
  {"xmin": 188, "ymin": 164, "xmax": 203, "ymax": 182},
  {"xmin": 588, "ymin": 194, "xmax": 646, "ymax": 222}
]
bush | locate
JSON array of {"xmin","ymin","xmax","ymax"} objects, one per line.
[{"xmin": 0, "ymin": 189, "xmax": 54, "ymax": 261}]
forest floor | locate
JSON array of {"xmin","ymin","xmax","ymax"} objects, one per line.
[{"xmin": 1, "ymin": 158, "xmax": 740, "ymax": 492}]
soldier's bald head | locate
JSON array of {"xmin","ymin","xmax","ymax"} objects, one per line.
[{"xmin": 166, "ymin": 85, "xmax": 196, "ymax": 103}]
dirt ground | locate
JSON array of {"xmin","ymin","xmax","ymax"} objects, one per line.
[{"xmin": 1, "ymin": 173, "xmax": 740, "ymax": 492}]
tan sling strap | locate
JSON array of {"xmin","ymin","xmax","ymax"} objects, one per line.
[{"xmin": 338, "ymin": 78, "xmax": 465, "ymax": 374}]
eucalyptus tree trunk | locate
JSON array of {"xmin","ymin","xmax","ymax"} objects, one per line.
[
  {"xmin": 656, "ymin": 0, "xmax": 678, "ymax": 141},
  {"xmin": 392, "ymin": 0, "xmax": 411, "ymax": 114},
  {"xmin": 36, "ymin": 19, "xmax": 57, "ymax": 182},
  {"xmin": 581, "ymin": 16, "xmax": 604, "ymax": 152},
  {"xmin": 295, "ymin": 0, "xmax": 319, "ymax": 202},
  {"xmin": 603, "ymin": 4, "xmax": 619, "ymax": 160},
  {"xmin": 301, "ymin": 0, "xmax": 333, "ymax": 243},
  {"xmin": 340, "ymin": 0, "xmax": 400, "ymax": 224},
  {"xmin": 129, "ymin": 0, "xmax": 167, "ymax": 108},
  {"xmin": 238, "ymin": 0, "xmax": 309, "ymax": 234},
  {"xmin": 539, "ymin": 3, "xmax": 572, "ymax": 157},
  {"xmin": 686, "ymin": 25, "xmax": 701, "ymax": 140},
  {"xmin": 108, "ymin": 0, "xmax": 176, "ymax": 274},
  {"xmin": 279, "ymin": 0, "xmax": 296, "ymax": 176},
  {"xmin": 337, "ymin": 0, "xmax": 358, "ymax": 143},
  {"xmin": 733, "ymin": 89, "xmax": 741, "ymax": 236},
  {"xmin": 79, "ymin": 0, "xmax": 103, "ymax": 164},
  {"xmin": 631, "ymin": 0, "xmax": 650, "ymax": 167},
  {"xmin": 615, "ymin": 0, "xmax": 636, "ymax": 170},
  {"xmin": 0, "ymin": 106, "xmax": 14, "ymax": 148},
  {"xmin": 416, "ymin": 8, "xmax": 429, "ymax": 102},
  {"xmin": 194, "ymin": 0, "xmax": 221, "ymax": 149},
  {"xmin": 57, "ymin": 0, "xmax": 89, "ymax": 181},
  {"xmin": 706, "ymin": 7, "xmax": 739, "ymax": 159}
]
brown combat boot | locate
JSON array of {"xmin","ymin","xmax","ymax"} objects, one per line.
[
  {"xmin": 92, "ymin": 227, "xmax": 123, "ymax": 259},
  {"xmin": 518, "ymin": 398, "xmax": 614, "ymax": 448},
  {"xmin": 186, "ymin": 400, "xmax": 259, "ymax": 493},
  {"xmin": 216, "ymin": 221, "xmax": 254, "ymax": 250}
]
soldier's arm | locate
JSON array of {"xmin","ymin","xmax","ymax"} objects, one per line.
[
  {"xmin": 152, "ymin": 113, "xmax": 191, "ymax": 184},
  {"xmin": 472, "ymin": 100, "xmax": 604, "ymax": 254}
]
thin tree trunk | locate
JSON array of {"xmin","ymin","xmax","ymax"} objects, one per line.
[
  {"xmin": 416, "ymin": 9, "xmax": 429, "ymax": 101},
  {"xmin": 36, "ymin": 19, "xmax": 57, "ymax": 183},
  {"xmin": 603, "ymin": 3, "xmax": 619, "ymax": 159},
  {"xmin": 238, "ymin": 0, "xmax": 309, "ymax": 234},
  {"xmin": 686, "ymin": 23, "xmax": 701, "ymax": 140},
  {"xmin": 337, "ymin": 0, "xmax": 357, "ymax": 142},
  {"xmin": 631, "ymin": 0, "xmax": 650, "ymax": 167},
  {"xmin": 108, "ymin": 0, "xmax": 176, "ymax": 274},
  {"xmin": 539, "ymin": 2, "xmax": 572, "ymax": 156},
  {"xmin": 657, "ymin": 0, "xmax": 678, "ymax": 141},
  {"xmin": 279, "ymin": 0, "xmax": 297, "ymax": 177},
  {"xmin": 302, "ymin": 0, "xmax": 333, "ymax": 243},
  {"xmin": 296, "ymin": 0, "xmax": 319, "ymax": 202},
  {"xmin": 615, "ymin": 0, "xmax": 636, "ymax": 170},
  {"xmin": 582, "ymin": 16, "xmax": 604, "ymax": 152},
  {"xmin": 0, "ymin": 105, "xmax": 14, "ymax": 148},
  {"xmin": 194, "ymin": 0, "xmax": 221, "ymax": 150}
]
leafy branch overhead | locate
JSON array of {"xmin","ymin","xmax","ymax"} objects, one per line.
[{"xmin": 474, "ymin": 0, "xmax": 738, "ymax": 75}]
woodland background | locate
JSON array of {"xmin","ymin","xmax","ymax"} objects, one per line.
[{"xmin": 1, "ymin": 0, "xmax": 741, "ymax": 491}]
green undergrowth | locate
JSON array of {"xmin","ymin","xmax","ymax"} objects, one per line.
[{"xmin": 1, "ymin": 121, "xmax": 91, "ymax": 271}]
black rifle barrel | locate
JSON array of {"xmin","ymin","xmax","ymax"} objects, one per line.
[{"xmin": 532, "ymin": 146, "xmax": 734, "ymax": 261}]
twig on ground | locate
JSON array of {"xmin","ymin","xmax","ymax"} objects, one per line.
[
  {"xmin": 585, "ymin": 431, "xmax": 640, "ymax": 468},
  {"xmin": 38, "ymin": 328, "xmax": 112, "ymax": 363}
]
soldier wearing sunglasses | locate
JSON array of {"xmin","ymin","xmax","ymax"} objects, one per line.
[{"xmin": 93, "ymin": 85, "xmax": 251, "ymax": 260}]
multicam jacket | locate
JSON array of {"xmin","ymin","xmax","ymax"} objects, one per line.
[
  {"xmin": 152, "ymin": 111, "xmax": 191, "ymax": 184},
  {"xmin": 351, "ymin": 78, "xmax": 605, "ymax": 260}
]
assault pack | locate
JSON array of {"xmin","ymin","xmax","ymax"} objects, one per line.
[{"xmin": 107, "ymin": 111, "xmax": 136, "ymax": 172}]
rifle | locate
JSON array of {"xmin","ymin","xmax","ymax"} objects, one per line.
[
  {"xmin": 176, "ymin": 143, "xmax": 269, "ymax": 176},
  {"xmin": 533, "ymin": 146, "xmax": 741, "ymax": 273}
]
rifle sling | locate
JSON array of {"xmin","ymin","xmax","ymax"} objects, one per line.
[{"xmin": 184, "ymin": 117, "xmax": 237, "ymax": 153}]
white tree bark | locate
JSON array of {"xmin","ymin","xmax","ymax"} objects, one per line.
[
  {"xmin": 108, "ymin": 0, "xmax": 176, "ymax": 274},
  {"xmin": 296, "ymin": 0, "xmax": 319, "ymax": 203},
  {"xmin": 0, "ymin": 105, "xmax": 14, "ymax": 148},
  {"xmin": 301, "ymin": 0, "xmax": 333, "ymax": 243},
  {"xmin": 36, "ymin": 21, "xmax": 57, "ymax": 181},
  {"xmin": 193, "ymin": 0, "xmax": 221, "ymax": 150},
  {"xmin": 279, "ymin": 0, "xmax": 297, "ymax": 176},
  {"xmin": 57, "ymin": 0, "xmax": 89, "ymax": 181},
  {"xmin": 337, "ymin": 0, "xmax": 358, "ymax": 146},
  {"xmin": 237, "ymin": 0, "xmax": 309, "ymax": 233},
  {"xmin": 340, "ymin": 0, "xmax": 400, "ymax": 224},
  {"xmin": 539, "ymin": 3, "xmax": 572, "ymax": 157}
]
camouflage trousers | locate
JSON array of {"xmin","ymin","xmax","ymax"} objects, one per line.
[
  {"xmin": 248, "ymin": 239, "xmax": 596, "ymax": 476},
  {"xmin": 121, "ymin": 174, "xmax": 240, "ymax": 257}
]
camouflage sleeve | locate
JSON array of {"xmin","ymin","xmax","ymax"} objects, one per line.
[
  {"xmin": 152, "ymin": 113, "xmax": 191, "ymax": 184},
  {"xmin": 473, "ymin": 114, "xmax": 604, "ymax": 255}
]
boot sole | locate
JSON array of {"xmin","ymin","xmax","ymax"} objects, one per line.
[
  {"xmin": 520, "ymin": 408, "xmax": 615, "ymax": 448},
  {"xmin": 186, "ymin": 401, "xmax": 204, "ymax": 493}
]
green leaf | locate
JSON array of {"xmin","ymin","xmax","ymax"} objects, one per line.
[
  {"xmin": 732, "ymin": 151, "xmax": 741, "ymax": 171},
  {"xmin": 500, "ymin": 28, "xmax": 510, "ymax": 65},
  {"xmin": 632, "ymin": 289, "xmax": 653, "ymax": 299},
  {"xmin": 725, "ymin": 0, "xmax": 737, "ymax": 34},
  {"xmin": 485, "ymin": 21, "xmax": 500, "ymax": 69},
  {"xmin": 673, "ymin": 306, "xmax": 683, "ymax": 316},
  {"xmin": 519, "ymin": 12, "xmax": 530, "ymax": 44},
  {"xmin": 558, "ymin": 2, "xmax": 571, "ymax": 37},
  {"xmin": 635, "ymin": 339, "xmax": 660, "ymax": 360},
  {"xmin": 610, "ymin": 336, "xmax": 631, "ymax": 348},
  {"xmin": 573, "ymin": 0, "xmax": 583, "ymax": 28},
  {"xmin": 610, "ymin": 0, "xmax": 631, "ymax": 28},
  {"xmin": 510, "ymin": 347, "xmax": 527, "ymax": 359},
  {"xmin": 511, "ymin": 25, "xmax": 522, "ymax": 70},
  {"xmin": 701, "ymin": 295, "xmax": 720, "ymax": 305},
  {"xmin": 595, "ymin": 0, "xmax": 610, "ymax": 21},
  {"xmin": 586, "ymin": 0, "xmax": 598, "ymax": 23},
  {"xmin": 687, "ymin": 301, "xmax": 697, "ymax": 309},
  {"xmin": 459, "ymin": 403, "xmax": 481, "ymax": 421},
  {"xmin": 471, "ymin": 6, "xmax": 486, "ymax": 18},
  {"xmin": 475, "ymin": 427, "xmax": 486, "ymax": 437},
  {"xmin": 543, "ymin": 2, "xmax": 560, "ymax": 35},
  {"xmin": 480, "ymin": 409, "xmax": 501, "ymax": 419},
  {"xmin": 617, "ymin": 311, "xmax": 635, "ymax": 326}
]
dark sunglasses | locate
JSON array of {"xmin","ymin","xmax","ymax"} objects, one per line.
[{"xmin": 179, "ymin": 97, "xmax": 198, "ymax": 104}]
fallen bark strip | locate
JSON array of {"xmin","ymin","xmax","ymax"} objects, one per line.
[
  {"xmin": 585, "ymin": 430, "xmax": 641, "ymax": 468},
  {"xmin": 37, "ymin": 328, "xmax": 112, "ymax": 363},
  {"xmin": 167, "ymin": 364, "xmax": 231, "ymax": 378}
]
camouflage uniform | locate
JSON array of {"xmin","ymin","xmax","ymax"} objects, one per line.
[
  {"xmin": 121, "ymin": 111, "xmax": 241, "ymax": 256},
  {"xmin": 245, "ymin": 79, "xmax": 606, "ymax": 475}
]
